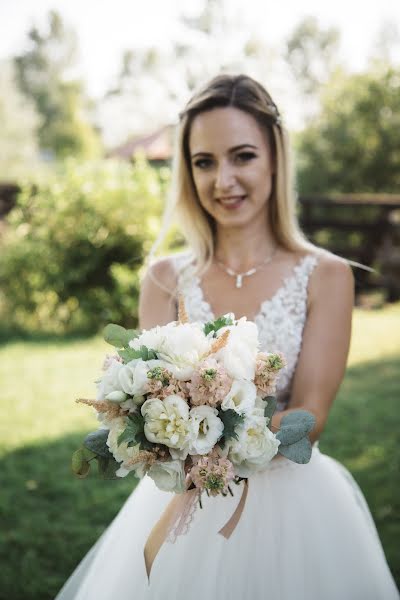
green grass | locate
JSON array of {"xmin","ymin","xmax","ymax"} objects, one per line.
[{"xmin": 0, "ymin": 304, "xmax": 399, "ymax": 599}]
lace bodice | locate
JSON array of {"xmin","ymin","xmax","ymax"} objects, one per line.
[{"xmin": 173, "ymin": 253, "xmax": 319, "ymax": 412}]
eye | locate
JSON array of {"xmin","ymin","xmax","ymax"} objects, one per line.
[
  {"xmin": 235, "ymin": 151, "xmax": 257, "ymax": 163},
  {"xmin": 193, "ymin": 157, "xmax": 214, "ymax": 170}
]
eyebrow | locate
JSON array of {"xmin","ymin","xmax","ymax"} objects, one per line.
[{"xmin": 191, "ymin": 144, "xmax": 258, "ymax": 159}]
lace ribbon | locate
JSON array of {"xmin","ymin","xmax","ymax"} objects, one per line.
[{"xmin": 143, "ymin": 478, "xmax": 249, "ymax": 581}]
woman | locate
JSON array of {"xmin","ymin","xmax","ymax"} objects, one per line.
[{"xmin": 56, "ymin": 74, "xmax": 399, "ymax": 599}]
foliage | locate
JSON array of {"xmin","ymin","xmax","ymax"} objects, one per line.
[
  {"xmin": 296, "ymin": 64, "xmax": 400, "ymax": 193},
  {"xmin": 0, "ymin": 157, "xmax": 169, "ymax": 335},
  {"xmin": 14, "ymin": 10, "xmax": 100, "ymax": 159},
  {"xmin": 0, "ymin": 61, "xmax": 42, "ymax": 181}
]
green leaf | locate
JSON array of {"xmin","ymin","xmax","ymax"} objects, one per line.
[
  {"xmin": 71, "ymin": 448, "xmax": 91, "ymax": 478},
  {"xmin": 204, "ymin": 315, "xmax": 234, "ymax": 336},
  {"xmin": 219, "ymin": 409, "xmax": 245, "ymax": 443},
  {"xmin": 118, "ymin": 345, "xmax": 158, "ymax": 363},
  {"xmin": 83, "ymin": 429, "xmax": 112, "ymax": 458},
  {"xmin": 103, "ymin": 324, "xmax": 138, "ymax": 348},
  {"xmin": 117, "ymin": 413, "xmax": 153, "ymax": 450},
  {"xmin": 278, "ymin": 437, "xmax": 313, "ymax": 463},
  {"xmin": 263, "ymin": 396, "xmax": 277, "ymax": 423},
  {"xmin": 96, "ymin": 455, "xmax": 121, "ymax": 480},
  {"xmin": 276, "ymin": 410, "xmax": 316, "ymax": 445}
]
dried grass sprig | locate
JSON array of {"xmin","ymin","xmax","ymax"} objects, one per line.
[
  {"xmin": 76, "ymin": 398, "xmax": 126, "ymax": 419},
  {"xmin": 203, "ymin": 330, "xmax": 230, "ymax": 358},
  {"xmin": 177, "ymin": 294, "xmax": 188, "ymax": 324}
]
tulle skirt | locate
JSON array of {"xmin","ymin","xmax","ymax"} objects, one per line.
[{"xmin": 55, "ymin": 445, "xmax": 399, "ymax": 600}]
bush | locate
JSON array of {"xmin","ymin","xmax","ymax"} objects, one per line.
[{"xmin": 0, "ymin": 157, "xmax": 170, "ymax": 335}]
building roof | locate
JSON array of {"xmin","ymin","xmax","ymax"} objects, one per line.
[{"xmin": 107, "ymin": 124, "xmax": 175, "ymax": 161}]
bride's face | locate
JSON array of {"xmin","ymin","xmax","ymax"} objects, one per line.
[{"xmin": 188, "ymin": 106, "xmax": 274, "ymax": 229}]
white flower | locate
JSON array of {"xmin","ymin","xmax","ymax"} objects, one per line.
[
  {"xmin": 141, "ymin": 395, "xmax": 195, "ymax": 453},
  {"xmin": 156, "ymin": 322, "xmax": 211, "ymax": 380},
  {"xmin": 221, "ymin": 379, "xmax": 257, "ymax": 416},
  {"xmin": 105, "ymin": 390, "xmax": 128, "ymax": 403},
  {"xmin": 118, "ymin": 359, "xmax": 151, "ymax": 396},
  {"xmin": 228, "ymin": 414, "xmax": 280, "ymax": 477},
  {"xmin": 129, "ymin": 326, "xmax": 164, "ymax": 352},
  {"xmin": 216, "ymin": 318, "xmax": 259, "ymax": 380},
  {"xmin": 147, "ymin": 460, "xmax": 186, "ymax": 493},
  {"xmin": 188, "ymin": 406, "xmax": 224, "ymax": 455},
  {"xmin": 96, "ymin": 359, "xmax": 124, "ymax": 400},
  {"xmin": 106, "ymin": 417, "xmax": 143, "ymax": 477}
]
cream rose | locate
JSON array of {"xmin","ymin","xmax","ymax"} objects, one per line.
[
  {"xmin": 147, "ymin": 460, "xmax": 186, "ymax": 493},
  {"xmin": 228, "ymin": 414, "xmax": 280, "ymax": 477},
  {"xmin": 221, "ymin": 379, "xmax": 257, "ymax": 416},
  {"xmin": 188, "ymin": 405, "xmax": 224, "ymax": 455},
  {"xmin": 215, "ymin": 318, "xmax": 259, "ymax": 380},
  {"xmin": 141, "ymin": 395, "xmax": 195, "ymax": 453}
]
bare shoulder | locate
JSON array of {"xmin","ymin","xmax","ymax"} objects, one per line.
[
  {"xmin": 139, "ymin": 254, "xmax": 180, "ymax": 329},
  {"xmin": 144, "ymin": 255, "xmax": 178, "ymax": 295},
  {"xmin": 308, "ymin": 249, "xmax": 355, "ymax": 309}
]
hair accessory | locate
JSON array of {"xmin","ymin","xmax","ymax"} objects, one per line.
[{"xmin": 215, "ymin": 246, "xmax": 278, "ymax": 288}]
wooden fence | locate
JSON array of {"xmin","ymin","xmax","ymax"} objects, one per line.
[{"xmin": 1, "ymin": 184, "xmax": 399, "ymax": 300}]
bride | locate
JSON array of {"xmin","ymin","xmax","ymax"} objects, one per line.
[{"xmin": 56, "ymin": 74, "xmax": 399, "ymax": 599}]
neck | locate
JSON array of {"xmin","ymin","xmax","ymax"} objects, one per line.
[{"xmin": 214, "ymin": 217, "xmax": 277, "ymax": 272}]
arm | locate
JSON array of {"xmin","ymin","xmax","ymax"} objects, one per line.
[
  {"xmin": 138, "ymin": 257, "xmax": 178, "ymax": 329},
  {"xmin": 271, "ymin": 253, "xmax": 355, "ymax": 445}
]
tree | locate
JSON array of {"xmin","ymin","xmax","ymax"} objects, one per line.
[
  {"xmin": 296, "ymin": 65, "xmax": 400, "ymax": 193},
  {"xmin": 0, "ymin": 61, "xmax": 41, "ymax": 180},
  {"xmin": 285, "ymin": 16, "xmax": 340, "ymax": 96},
  {"xmin": 14, "ymin": 10, "xmax": 100, "ymax": 159}
]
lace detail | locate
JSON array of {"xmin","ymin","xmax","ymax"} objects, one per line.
[
  {"xmin": 173, "ymin": 252, "xmax": 319, "ymax": 412},
  {"xmin": 166, "ymin": 490, "xmax": 200, "ymax": 544}
]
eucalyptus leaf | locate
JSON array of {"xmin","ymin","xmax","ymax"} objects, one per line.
[
  {"xmin": 263, "ymin": 396, "xmax": 277, "ymax": 422},
  {"xmin": 71, "ymin": 448, "xmax": 91, "ymax": 478},
  {"xmin": 103, "ymin": 324, "xmax": 131, "ymax": 348},
  {"xmin": 83, "ymin": 429, "xmax": 112, "ymax": 458},
  {"xmin": 118, "ymin": 345, "xmax": 158, "ymax": 363},
  {"xmin": 278, "ymin": 437, "xmax": 313, "ymax": 463},
  {"xmin": 97, "ymin": 455, "xmax": 121, "ymax": 480},
  {"xmin": 276, "ymin": 410, "xmax": 316, "ymax": 445}
]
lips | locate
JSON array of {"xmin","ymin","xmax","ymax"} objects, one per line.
[{"xmin": 217, "ymin": 195, "xmax": 246, "ymax": 208}]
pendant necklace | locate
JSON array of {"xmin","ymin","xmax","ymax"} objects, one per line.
[{"xmin": 215, "ymin": 246, "xmax": 278, "ymax": 289}]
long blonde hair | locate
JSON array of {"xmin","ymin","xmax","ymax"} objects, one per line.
[{"xmin": 147, "ymin": 74, "xmax": 368, "ymax": 291}]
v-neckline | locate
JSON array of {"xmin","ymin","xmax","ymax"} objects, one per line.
[{"xmin": 193, "ymin": 254, "xmax": 313, "ymax": 322}]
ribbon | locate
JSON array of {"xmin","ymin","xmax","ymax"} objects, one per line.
[{"xmin": 143, "ymin": 478, "xmax": 249, "ymax": 581}]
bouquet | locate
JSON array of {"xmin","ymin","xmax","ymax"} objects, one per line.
[
  {"xmin": 73, "ymin": 304, "xmax": 315, "ymax": 489},
  {"xmin": 72, "ymin": 299, "xmax": 316, "ymax": 577}
]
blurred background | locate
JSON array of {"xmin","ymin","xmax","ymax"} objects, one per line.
[{"xmin": 0, "ymin": 1, "xmax": 399, "ymax": 598}]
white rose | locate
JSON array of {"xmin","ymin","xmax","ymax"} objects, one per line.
[
  {"xmin": 228, "ymin": 414, "xmax": 280, "ymax": 477},
  {"xmin": 155, "ymin": 322, "xmax": 211, "ymax": 380},
  {"xmin": 141, "ymin": 395, "xmax": 195, "ymax": 453},
  {"xmin": 118, "ymin": 359, "xmax": 151, "ymax": 396},
  {"xmin": 106, "ymin": 417, "xmax": 143, "ymax": 477},
  {"xmin": 147, "ymin": 460, "xmax": 186, "ymax": 493},
  {"xmin": 215, "ymin": 318, "xmax": 259, "ymax": 380},
  {"xmin": 129, "ymin": 326, "xmax": 164, "ymax": 352},
  {"xmin": 221, "ymin": 379, "xmax": 257, "ymax": 416},
  {"xmin": 188, "ymin": 405, "xmax": 224, "ymax": 455},
  {"xmin": 96, "ymin": 359, "xmax": 124, "ymax": 400}
]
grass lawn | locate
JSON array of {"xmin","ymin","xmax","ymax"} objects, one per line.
[{"xmin": 0, "ymin": 303, "xmax": 399, "ymax": 599}]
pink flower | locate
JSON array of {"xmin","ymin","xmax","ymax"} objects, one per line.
[
  {"xmin": 102, "ymin": 353, "xmax": 123, "ymax": 371},
  {"xmin": 146, "ymin": 367, "xmax": 189, "ymax": 400},
  {"xmin": 190, "ymin": 451, "xmax": 235, "ymax": 496},
  {"xmin": 187, "ymin": 358, "xmax": 232, "ymax": 408},
  {"xmin": 254, "ymin": 352, "xmax": 286, "ymax": 396}
]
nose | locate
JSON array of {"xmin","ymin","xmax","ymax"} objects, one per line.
[{"xmin": 215, "ymin": 159, "xmax": 236, "ymax": 192}]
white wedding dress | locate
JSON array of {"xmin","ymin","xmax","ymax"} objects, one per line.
[{"xmin": 56, "ymin": 254, "xmax": 399, "ymax": 600}]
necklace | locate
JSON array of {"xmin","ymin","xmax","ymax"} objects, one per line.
[{"xmin": 215, "ymin": 246, "xmax": 278, "ymax": 288}]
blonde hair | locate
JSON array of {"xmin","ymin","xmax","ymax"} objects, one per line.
[{"xmin": 147, "ymin": 74, "xmax": 369, "ymax": 293}]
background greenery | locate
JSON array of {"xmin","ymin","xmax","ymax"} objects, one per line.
[{"xmin": 0, "ymin": 303, "xmax": 399, "ymax": 599}]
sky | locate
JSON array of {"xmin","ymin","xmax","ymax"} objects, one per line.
[{"xmin": 1, "ymin": 0, "xmax": 399, "ymax": 98}]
